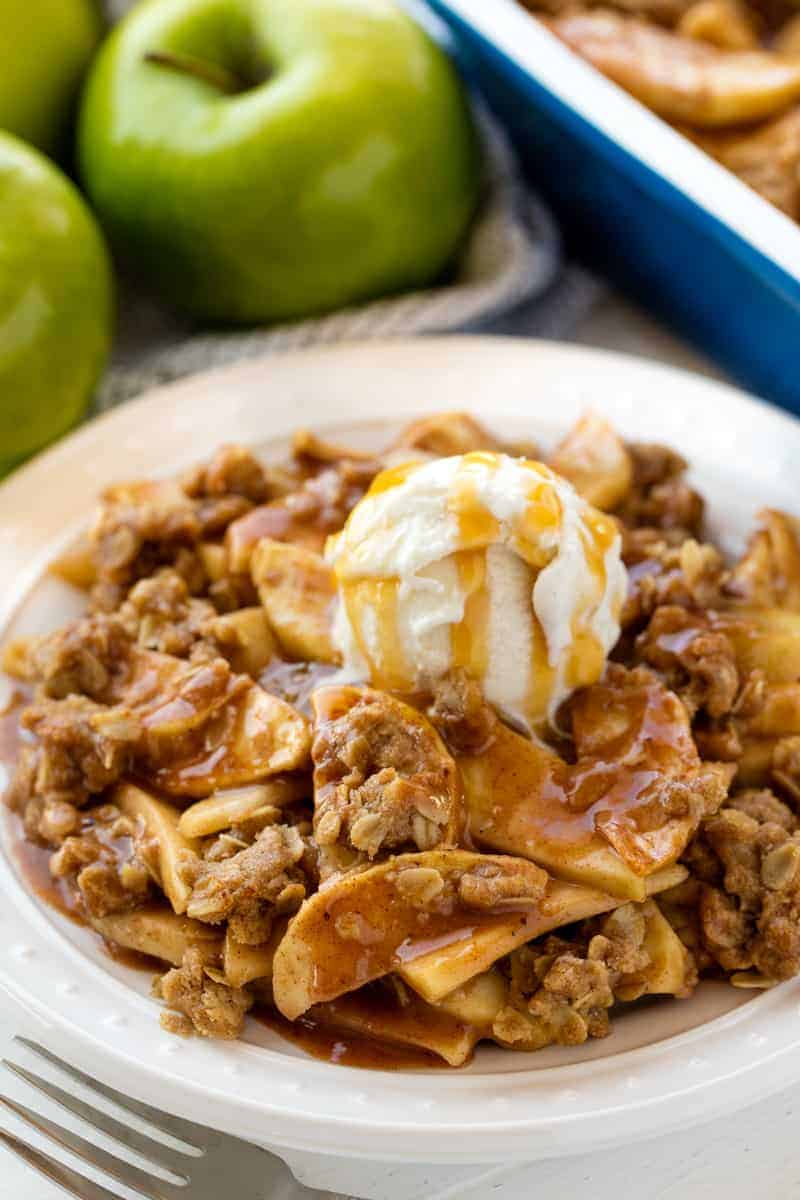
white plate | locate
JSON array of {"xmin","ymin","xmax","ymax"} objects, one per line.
[{"xmin": 1, "ymin": 337, "xmax": 799, "ymax": 1176}]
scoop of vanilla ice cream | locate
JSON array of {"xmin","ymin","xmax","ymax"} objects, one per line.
[{"xmin": 326, "ymin": 451, "xmax": 626, "ymax": 732}]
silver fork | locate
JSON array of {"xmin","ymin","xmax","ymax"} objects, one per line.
[{"xmin": 0, "ymin": 1037, "xmax": 339, "ymax": 1199}]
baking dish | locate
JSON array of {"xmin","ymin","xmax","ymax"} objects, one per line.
[{"xmin": 424, "ymin": 0, "xmax": 800, "ymax": 412}]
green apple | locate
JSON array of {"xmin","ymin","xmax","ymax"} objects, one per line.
[
  {"xmin": 0, "ymin": 0, "xmax": 102, "ymax": 156},
  {"xmin": 78, "ymin": 0, "xmax": 481, "ymax": 324},
  {"xmin": 0, "ymin": 133, "xmax": 113, "ymax": 476}
]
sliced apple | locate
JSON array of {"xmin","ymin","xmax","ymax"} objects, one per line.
[
  {"xmin": 272, "ymin": 849, "xmax": 548, "ymax": 1020},
  {"xmin": 311, "ymin": 983, "xmax": 481, "ymax": 1067},
  {"xmin": 226, "ymin": 500, "xmax": 325, "ymax": 572},
  {"xmin": 549, "ymin": 11, "xmax": 800, "ymax": 127},
  {"xmin": 147, "ymin": 682, "xmax": 310, "ymax": 798},
  {"xmin": 99, "ymin": 477, "xmax": 188, "ymax": 509},
  {"xmin": 690, "ymin": 108, "xmax": 800, "ymax": 220},
  {"xmin": 223, "ymin": 920, "xmax": 287, "ymax": 988},
  {"xmin": 204, "ymin": 607, "xmax": 276, "ymax": 676},
  {"xmin": 401, "ymin": 865, "xmax": 687, "ymax": 1004},
  {"xmin": 460, "ymin": 667, "xmax": 729, "ymax": 900},
  {"xmin": 460, "ymin": 722, "xmax": 643, "ymax": 900},
  {"xmin": 251, "ymin": 538, "xmax": 339, "ymax": 663},
  {"xmin": 729, "ymin": 683, "xmax": 800, "ymax": 785},
  {"xmin": 393, "ymin": 411, "xmax": 500, "ymax": 457},
  {"xmin": 677, "ymin": 0, "xmax": 759, "ymax": 50},
  {"xmin": 433, "ymin": 968, "xmax": 508, "ymax": 1028},
  {"xmin": 1, "ymin": 636, "xmax": 38, "ymax": 680},
  {"xmin": 292, "ymin": 428, "xmax": 377, "ymax": 465},
  {"xmin": 178, "ymin": 777, "xmax": 309, "ymax": 838},
  {"xmin": 739, "ymin": 682, "xmax": 800, "ymax": 737},
  {"xmin": 113, "ymin": 781, "xmax": 200, "ymax": 914},
  {"xmin": 49, "ymin": 534, "xmax": 97, "ymax": 590},
  {"xmin": 726, "ymin": 509, "xmax": 800, "ymax": 609},
  {"xmin": 108, "ymin": 645, "xmax": 309, "ymax": 796},
  {"xmin": 735, "ymin": 736, "xmax": 778, "ymax": 786},
  {"xmin": 89, "ymin": 904, "xmax": 221, "ymax": 967},
  {"xmin": 198, "ymin": 541, "xmax": 228, "ymax": 583},
  {"xmin": 628, "ymin": 899, "xmax": 693, "ymax": 1000},
  {"xmin": 113, "ymin": 647, "xmax": 241, "ymax": 741},
  {"xmin": 549, "ymin": 413, "xmax": 632, "ymax": 511},
  {"xmin": 712, "ymin": 608, "xmax": 800, "ymax": 683}
]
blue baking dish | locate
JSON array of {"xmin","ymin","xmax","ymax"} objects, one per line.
[{"xmin": 424, "ymin": 0, "xmax": 800, "ymax": 411}]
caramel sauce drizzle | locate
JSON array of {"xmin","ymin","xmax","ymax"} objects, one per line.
[
  {"xmin": 255, "ymin": 1007, "xmax": 453, "ymax": 1070},
  {"xmin": 460, "ymin": 670, "xmax": 700, "ymax": 887},
  {"xmin": 341, "ymin": 577, "xmax": 409, "ymax": 691},
  {"xmin": 451, "ymin": 549, "xmax": 489, "ymax": 680}
]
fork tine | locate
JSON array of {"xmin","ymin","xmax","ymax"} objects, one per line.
[
  {"xmin": 4, "ymin": 1060, "xmax": 192, "ymax": 1178},
  {"xmin": 16, "ymin": 1040, "xmax": 208, "ymax": 1149},
  {"xmin": 0, "ymin": 1094, "xmax": 174, "ymax": 1200},
  {"xmin": 0, "ymin": 1126, "xmax": 123, "ymax": 1200}
]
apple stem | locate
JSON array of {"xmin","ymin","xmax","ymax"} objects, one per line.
[{"xmin": 144, "ymin": 50, "xmax": 243, "ymax": 95}]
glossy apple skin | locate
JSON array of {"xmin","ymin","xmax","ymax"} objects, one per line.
[
  {"xmin": 0, "ymin": 134, "xmax": 113, "ymax": 474},
  {"xmin": 0, "ymin": 0, "xmax": 101, "ymax": 156},
  {"xmin": 78, "ymin": 0, "xmax": 481, "ymax": 324}
]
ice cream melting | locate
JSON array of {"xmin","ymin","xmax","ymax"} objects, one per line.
[{"xmin": 326, "ymin": 451, "xmax": 626, "ymax": 733}]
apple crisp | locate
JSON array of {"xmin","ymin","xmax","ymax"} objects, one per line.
[
  {"xmin": 518, "ymin": 0, "xmax": 800, "ymax": 223},
  {"xmin": 3, "ymin": 411, "xmax": 799, "ymax": 1067}
]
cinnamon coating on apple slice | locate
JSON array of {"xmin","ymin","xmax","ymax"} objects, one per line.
[{"xmin": 458, "ymin": 665, "xmax": 732, "ymax": 900}]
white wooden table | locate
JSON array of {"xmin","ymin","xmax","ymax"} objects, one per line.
[{"xmin": 2, "ymin": 295, "xmax": 795, "ymax": 1199}]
